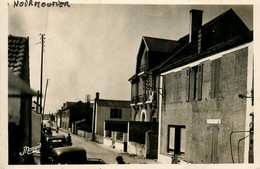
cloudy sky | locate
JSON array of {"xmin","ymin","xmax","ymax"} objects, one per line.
[{"xmin": 8, "ymin": 3, "xmax": 253, "ymax": 114}]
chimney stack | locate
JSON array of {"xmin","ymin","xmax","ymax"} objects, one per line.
[
  {"xmin": 189, "ymin": 9, "xmax": 203, "ymax": 43},
  {"xmin": 96, "ymin": 92, "xmax": 99, "ymax": 100}
]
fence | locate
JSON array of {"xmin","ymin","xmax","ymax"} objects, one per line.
[{"xmin": 129, "ymin": 121, "xmax": 158, "ymax": 144}]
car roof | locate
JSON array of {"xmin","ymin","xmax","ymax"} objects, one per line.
[
  {"xmin": 48, "ymin": 135, "xmax": 66, "ymax": 140},
  {"xmin": 53, "ymin": 146, "xmax": 86, "ymax": 157}
]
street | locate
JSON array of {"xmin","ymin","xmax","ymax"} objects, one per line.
[{"xmin": 53, "ymin": 129, "xmax": 158, "ymax": 164}]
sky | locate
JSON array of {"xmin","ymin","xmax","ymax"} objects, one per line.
[{"xmin": 8, "ymin": 3, "xmax": 253, "ymax": 114}]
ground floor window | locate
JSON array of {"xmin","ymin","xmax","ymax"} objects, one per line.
[{"xmin": 168, "ymin": 125, "xmax": 186, "ymax": 155}]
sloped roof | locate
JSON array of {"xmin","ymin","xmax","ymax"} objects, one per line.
[
  {"xmin": 63, "ymin": 101, "xmax": 86, "ymax": 111},
  {"xmin": 97, "ymin": 99, "xmax": 130, "ymax": 108},
  {"xmin": 8, "ymin": 69, "xmax": 37, "ymax": 96},
  {"xmin": 8, "ymin": 35, "xmax": 29, "ymax": 79},
  {"xmin": 160, "ymin": 8, "xmax": 252, "ymax": 72},
  {"xmin": 143, "ymin": 36, "xmax": 179, "ymax": 53}
]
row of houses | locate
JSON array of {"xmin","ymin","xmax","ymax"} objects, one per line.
[{"xmin": 56, "ymin": 8, "xmax": 254, "ymax": 164}]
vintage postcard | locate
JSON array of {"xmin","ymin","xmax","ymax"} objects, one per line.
[{"xmin": 1, "ymin": 0, "xmax": 258, "ymax": 168}]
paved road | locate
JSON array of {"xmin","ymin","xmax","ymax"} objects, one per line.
[{"xmin": 54, "ymin": 129, "xmax": 158, "ymax": 164}]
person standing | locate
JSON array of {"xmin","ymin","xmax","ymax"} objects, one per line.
[{"xmin": 66, "ymin": 133, "xmax": 72, "ymax": 146}]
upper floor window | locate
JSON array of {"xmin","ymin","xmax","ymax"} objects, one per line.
[
  {"xmin": 110, "ymin": 108, "xmax": 122, "ymax": 119},
  {"xmin": 186, "ymin": 63, "xmax": 203, "ymax": 101}
]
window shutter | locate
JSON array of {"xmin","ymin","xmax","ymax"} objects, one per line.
[
  {"xmin": 212, "ymin": 126, "xmax": 219, "ymax": 163},
  {"xmin": 173, "ymin": 73, "xmax": 178, "ymax": 102},
  {"xmin": 190, "ymin": 68, "xmax": 195, "ymax": 100},
  {"xmin": 210, "ymin": 61, "xmax": 216, "ymax": 98},
  {"xmin": 215, "ymin": 59, "xmax": 221, "ymax": 97},
  {"xmin": 185, "ymin": 68, "xmax": 191, "ymax": 102},
  {"xmin": 206, "ymin": 126, "xmax": 213, "ymax": 162},
  {"xmin": 198, "ymin": 63, "xmax": 203, "ymax": 100}
]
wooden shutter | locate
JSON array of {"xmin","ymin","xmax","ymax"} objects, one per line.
[
  {"xmin": 212, "ymin": 126, "xmax": 219, "ymax": 163},
  {"xmin": 206, "ymin": 126, "xmax": 213, "ymax": 162},
  {"xmin": 210, "ymin": 59, "xmax": 221, "ymax": 98},
  {"xmin": 185, "ymin": 68, "xmax": 191, "ymax": 102},
  {"xmin": 198, "ymin": 63, "xmax": 203, "ymax": 100},
  {"xmin": 215, "ymin": 59, "xmax": 221, "ymax": 98},
  {"xmin": 180, "ymin": 128, "xmax": 186, "ymax": 153},
  {"xmin": 206, "ymin": 125, "xmax": 219, "ymax": 163},
  {"xmin": 190, "ymin": 68, "xmax": 195, "ymax": 100},
  {"xmin": 210, "ymin": 61, "xmax": 216, "ymax": 98}
]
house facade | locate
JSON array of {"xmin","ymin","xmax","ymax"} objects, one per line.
[
  {"xmin": 157, "ymin": 9, "xmax": 253, "ymax": 164},
  {"xmin": 92, "ymin": 93, "xmax": 131, "ymax": 143},
  {"xmin": 129, "ymin": 36, "xmax": 182, "ymax": 122}
]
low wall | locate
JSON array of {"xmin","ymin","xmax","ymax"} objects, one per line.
[
  {"xmin": 115, "ymin": 141, "xmax": 124, "ymax": 152},
  {"xmin": 77, "ymin": 130, "xmax": 85, "ymax": 137},
  {"xmin": 103, "ymin": 137, "xmax": 112, "ymax": 146},
  {"xmin": 84, "ymin": 132, "xmax": 93, "ymax": 141},
  {"xmin": 95, "ymin": 134, "xmax": 104, "ymax": 144},
  {"xmin": 127, "ymin": 141, "xmax": 145, "ymax": 157},
  {"xmin": 157, "ymin": 153, "xmax": 173, "ymax": 164}
]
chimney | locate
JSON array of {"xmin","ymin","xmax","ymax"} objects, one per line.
[
  {"xmin": 189, "ymin": 9, "xmax": 203, "ymax": 43},
  {"xmin": 96, "ymin": 92, "xmax": 99, "ymax": 100},
  {"xmin": 85, "ymin": 94, "xmax": 91, "ymax": 102}
]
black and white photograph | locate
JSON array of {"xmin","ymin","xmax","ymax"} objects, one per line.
[{"xmin": 1, "ymin": 0, "xmax": 258, "ymax": 168}]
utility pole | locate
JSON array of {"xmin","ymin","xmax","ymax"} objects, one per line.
[
  {"xmin": 39, "ymin": 33, "xmax": 45, "ymax": 164},
  {"xmin": 43, "ymin": 79, "xmax": 49, "ymax": 116},
  {"xmin": 40, "ymin": 34, "xmax": 45, "ymax": 116}
]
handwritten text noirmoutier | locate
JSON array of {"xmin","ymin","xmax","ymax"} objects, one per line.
[{"xmin": 14, "ymin": 0, "xmax": 70, "ymax": 8}]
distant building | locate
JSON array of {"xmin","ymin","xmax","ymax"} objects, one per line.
[
  {"xmin": 157, "ymin": 9, "xmax": 253, "ymax": 164},
  {"xmin": 56, "ymin": 102, "xmax": 76, "ymax": 128},
  {"xmin": 92, "ymin": 93, "xmax": 131, "ymax": 143},
  {"xmin": 61, "ymin": 101, "xmax": 93, "ymax": 134}
]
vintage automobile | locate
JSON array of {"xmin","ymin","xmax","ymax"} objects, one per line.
[
  {"xmin": 46, "ymin": 135, "xmax": 67, "ymax": 155},
  {"xmin": 50, "ymin": 146, "xmax": 106, "ymax": 164}
]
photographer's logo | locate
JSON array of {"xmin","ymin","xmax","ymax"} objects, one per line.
[{"xmin": 19, "ymin": 143, "xmax": 41, "ymax": 156}]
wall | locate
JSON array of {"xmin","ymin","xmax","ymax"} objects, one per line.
[
  {"xmin": 84, "ymin": 132, "xmax": 93, "ymax": 141},
  {"xmin": 160, "ymin": 47, "xmax": 249, "ymax": 163},
  {"xmin": 77, "ymin": 130, "xmax": 85, "ymax": 137},
  {"xmin": 31, "ymin": 111, "xmax": 41, "ymax": 147},
  {"xmin": 96, "ymin": 105, "xmax": 131, "ymax": 136},
  {"xmin": 128, "ymin": 141, "xmax": 146, "ymax": 157}
]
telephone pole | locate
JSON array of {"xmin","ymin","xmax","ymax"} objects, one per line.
[{"xmin": 40, "ymin": 34, "xmax": 45, "ymax": 116}]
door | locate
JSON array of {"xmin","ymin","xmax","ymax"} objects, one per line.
[{"xmin": 207, "ymin": 125, "xmax": 219, "ymax": 163}]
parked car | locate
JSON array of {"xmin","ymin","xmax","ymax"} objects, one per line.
[
  {"xmin": 47, "ymin": 135, "xmax": 67, "ymax": 149},
  {"xmin": 50, "ymin": 146, "xmax": 106, "ymax": 164},
  {"xmin": 41, "ymin": 135, "xmax": 67, "ymax": 164}
]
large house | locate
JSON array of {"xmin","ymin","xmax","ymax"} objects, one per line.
[
  {"xmin": 157, "ymin": 9, "xmax": 253, "ymax": 164},
  {"xmin": 129, "ymin": 36, "xmax": 182, "ymax": 122}
]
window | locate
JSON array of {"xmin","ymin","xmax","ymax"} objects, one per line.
[
  {"xmin": 210, "ymin": 59, "xmax": 221, "ymax": 98},
  {"xmin": 187, "ymin": 63, "xmax": 203, "ymax": 101},
  {"xmin": 110, "ymin": 108, "xmax": 122, "ymax": 119},
  {"xmin": 168, "ymin": 125, "xmax": 186, "ymax": 155}
]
